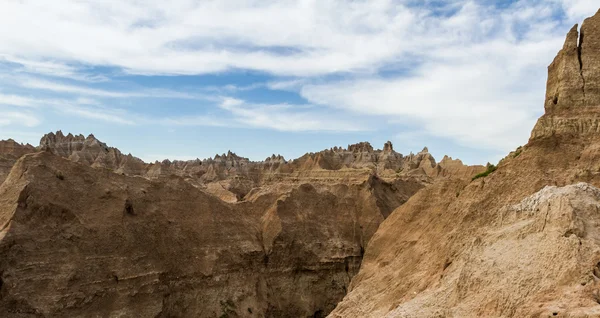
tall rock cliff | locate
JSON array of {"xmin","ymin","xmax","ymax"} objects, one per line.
[
  {"xmin": 532, "ymin": 10, "xmax": 600, "ymax": 139},
  {"xmin": 331, "ymin": 9, "xmax": 600, "ymax": 317}
]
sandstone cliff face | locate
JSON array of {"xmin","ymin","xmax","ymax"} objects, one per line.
[
  {"xmin": 0, "ymin": 140, "xmax": 35, "ymax": 186},
  {"xmin": 40, "ymin": 131, "xmax": 147, "ymax": 176},
  {"xmin": 532, "ymin": 9, "xmax": 600, "ymax": 139},
  {"xmin": 0, "ymin": 151, "xmax": 424, "ymax": 317},
  {"xmin": 331, "ymin": 9, "xmax": 600, "ymax": 317}
]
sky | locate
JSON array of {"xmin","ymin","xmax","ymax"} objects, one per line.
[{"xmin": 0, "ymin": 0, "xmax": 598, "ymax": 165}]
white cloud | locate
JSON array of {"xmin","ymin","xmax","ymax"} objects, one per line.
[
  {"xmin": 0, "ymin": 111, "xmax": 40, "ymax": 127},
  {"xmin": 153, "ymin": 97, "xmax": 365, "ymax": 132},
  {"xmin": 19, "ymin": 78, "xmax": 209, "ymax": 100},
  {"xmin": 3, "ymin": 0, "xmax": 586, "ymax": 77},
  {"xmin": 300, "ymin": 40, "xmax": 555, "ymax": 151},
  {"xmin": 0, "ymin": 54, "xmax": 108, "ymax": 82},
  {"xmin": 558, "ymin": 0, "xmax": 599, "ymax": 20},
  {"xmin": 0, "ymin": 94, "xmax": 39, "ymax": 107},
  {"xmin": 159, "ymin": 115, "xmax": 231, "ymax": 127},
  {"xmin": 57, "ymin": 105, "xmax": 136, "ymax": 125},
  {"xmin": 267, "ymin": 79, "xmax": 307, "ymax": 91},
  {"xmin": 218, "ymin": 97, "xmax": 365, "ymax": 132},
  {"xmin": 0, "ymin": 92, "xmax": 137, "ymax": 125}
]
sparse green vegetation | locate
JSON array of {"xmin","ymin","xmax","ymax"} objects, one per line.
[
  {"xmin": 219, "ymin": 299, "xmax": 236, "ymax": 318},
  {"xmin": 472, "ymin": 164, "xmax": 497, "ymax": 181},
  {"xmin": 513, "ymin": 146, "xmax": 523, "ymax": 158}
]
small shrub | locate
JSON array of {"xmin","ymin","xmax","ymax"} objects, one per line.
[
  {"xmin": 513, "ymin": 146, "xmax": 523, "ymax": 158},
  {"xmin": 55, "ymin": 171, "xmax": 65, "ymax": 180},
  {"xmin": 472, "ymin": 164, "xmax": 497, "ymax": 181}
]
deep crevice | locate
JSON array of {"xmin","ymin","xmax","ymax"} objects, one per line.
[
  {"xmin": 578, "ymin": 28, "xmax": 586, "ymax": 102},
  {"xmin": 124, "ymin": 200, "xmax": 135, "ymax": 216}
]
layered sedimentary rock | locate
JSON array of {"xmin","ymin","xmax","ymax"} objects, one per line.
[
  {"xmin": 0, "ymin": 140, "xmax": 35, "ymax": 186},
  {"xmin": 331, "ymin": 9, "xmax": 600, "ymax": 317},
  {"xmin": 0, "ymin": 152, "xmax": 423, "ymax": 317},
  {"xmin": 40, "ymin": 131, "xmax": 147, "ymax": 176},
  {"xmin": 1, "ymin": 132, "xmax": 483, "ymax": 201},
  {"xmin": 0, "ymin": 127, "xmax": 483, "ymax": 317},
  {"xmin": 532, "ymin": 10, "xmax": 600, "ymax": 139}
]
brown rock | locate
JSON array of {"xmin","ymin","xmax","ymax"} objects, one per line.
[
  {"xmin": 532, "ymin": 9, "xmax": 600, "ymax": 139},
  {"xmin": 331, "ymin": 9, "xmax": 600, "ymax": 317},
  {"xmin": 0, "ymin": 152, "xmax": 423, "ymax": 317}
]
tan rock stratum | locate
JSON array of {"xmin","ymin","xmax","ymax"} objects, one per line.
[
  {"xmin": 0, "ymin": 129, "xmax": 479, "ymax": 317},
  {"xmin": 331, "ymin": 8, "xmax": 600, "ymax": 318}
]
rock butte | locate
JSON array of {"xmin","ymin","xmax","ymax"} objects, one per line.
[{"xmin": 2, "ymin": 9, "xmax": 600, "ymax": 318}]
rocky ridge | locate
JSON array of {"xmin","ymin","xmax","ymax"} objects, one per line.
[
  {"xmin": 331, "ymin": 9, "xmax": 600, "ymax": 317},
  {"xmin": 0, "ymin": 131, "xmax": 483, "ymax": 202},
  {"xmin": 0, "ymin": 140, "xmax": 35, "ymax": 185}
]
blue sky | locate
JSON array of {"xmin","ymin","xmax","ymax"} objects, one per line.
[{"xmin": 0, "ymin": 0, "xmax": 598, "ymax": 164}]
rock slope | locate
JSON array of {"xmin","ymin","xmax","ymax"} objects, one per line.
[
  {"xmin": 331, "ymin": 9, "xmax": 600, "ymax": 317},
  {"xmin": 0, "ymin": 147, "xmax": 427, "ymax": 317},
  {"xmin": 0, "ymin": 140, "xmax": 35, "ymax": 187}
]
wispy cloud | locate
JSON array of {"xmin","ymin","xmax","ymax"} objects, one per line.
[
  {"xmin": 0, "ymin": 54, "xmax": 109, "ymax": 82},
  {"xmin": 58, "ymin": 104, "xmax": 137, "ymax": 125},
  {"xmin": 0, "ymin": 111, "xmax": 40, "ymax": 127},
  {"xmin": 1, "ymin": 0, "xmax": 586, "ymax": 77},
  {"xmin": 218, "ymin": 97, "xmax": 366, "ymax": 132},
  {"xmin": 0, "ymin": 94, "xmax": 39, "ymax": 107},
  {"xmin": 19, "ymin": 78, "xmax": 211, "ymax": 100}
]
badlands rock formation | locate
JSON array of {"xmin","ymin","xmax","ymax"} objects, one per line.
[
  {"xmin": 0, "ymin": 140, "xmax": 34, "ymax": 185},
  {"xmin": 0, "ymin": 126, "xmax": 484, "ymax": 317},
  {"xmin": 0, "ymin": 151, "xmax": 425, "ymax": 317},
  {"xmin": 0, "ymin": 131, "xmax": 482, "ymax": 201},
  {"xmin": 331, "ymin": 9, "xmax": 600, "ymax": 317}
]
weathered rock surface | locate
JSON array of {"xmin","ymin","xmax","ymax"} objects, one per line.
[
  {"xmin": 0, "ymin": 149, "xmax": 425, "ymax": 317},
  {"xmin": 331, "ymin": 9, "xmax": 600, "ymax": 317},
  {"xmin": 0, "ymin": 133, "xmax": 483, "ymax": 202},
  {"xmin": 0, "ymin": 140, "xmax": 35, "ymax": 186},
  {"xmin": 532, "ymin": 9, "xmax": 600, "ymax": 139}
]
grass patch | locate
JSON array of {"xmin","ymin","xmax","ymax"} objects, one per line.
[{"xmin": 472, "ymin": 164, "xmax": 497, "ymax": 181}]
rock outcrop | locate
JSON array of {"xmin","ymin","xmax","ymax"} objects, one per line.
[
  {"xmin": 0, "ymin": 127, "xmax": 483, "ymax": 317},
  {"xmin": 0, "ymin": 152, "xmax": 423, "ymax": 317},
  {"xmin": 532, "ymin": 9, "xmax": 600, "ymax": 139},
  {"xmin": 331, "ymin": 9, "xmax": 600, "ymax": 317},
  {"xmin": 1, "ymin": 133, "xmax": 483, "ymax": 202},
  {"xmin": 0, "ymin": 139, "xmax": 35, "ymax": 186},
  {"xmin": 39, "ymin": 131, "xmax": 147, "ymax": 175}
]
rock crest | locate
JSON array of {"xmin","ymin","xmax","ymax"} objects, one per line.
[{"xmin": 532, "ymin": 9, "xmax": 600, "ymax": 139}]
